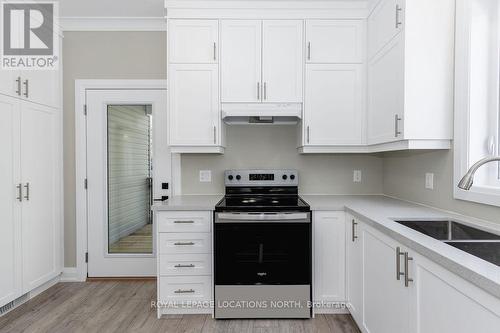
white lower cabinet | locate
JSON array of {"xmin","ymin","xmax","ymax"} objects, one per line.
[
  {"xmin": 156, "ymin": 210, "xmax": 213, "ymax": 316},
  {"xmin": 313, "ymin": 211, "xmax": 346, "ymax": 312},
  {"xmin": 348, "ymin": 216, "xmax": 500, "ymax": 333}
]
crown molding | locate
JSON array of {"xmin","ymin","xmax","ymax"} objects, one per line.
[{"xmin": 60, "ymin": 17, "xmax": 167, "ymax": 31}]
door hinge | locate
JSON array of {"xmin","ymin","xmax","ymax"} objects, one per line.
[
  {"xmin": 85, "ymin": 252, "xmax": 88, "ymax": 263},
  {"xmin": 84, "ymin": 178, "xmax": 88, "ymax": 189},
  {"xmin": 83, "ymin": 104, "xmax": 87, "ymax": 115}
]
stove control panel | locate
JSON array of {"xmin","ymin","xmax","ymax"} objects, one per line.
[{"xmin": 225, "ymin": 169, "xmax": 299, "ymax": 186}]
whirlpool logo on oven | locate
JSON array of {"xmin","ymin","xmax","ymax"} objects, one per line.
[{"xmin": 1, "ymin": 1, "xmax": 59, "ymax": 70}]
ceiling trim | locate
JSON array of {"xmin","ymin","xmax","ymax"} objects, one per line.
[{"xmin": 60, "ymin": 17, "xmax": 167, "ymax": 31}]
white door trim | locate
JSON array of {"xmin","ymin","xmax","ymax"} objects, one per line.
[{"xmin": 75, "ymin": 79, "xmax": 181, "ymax": 281}]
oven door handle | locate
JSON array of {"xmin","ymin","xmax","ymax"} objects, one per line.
[{"xmin": 215, "ymin": 212, "xmax": 310, "ymax": 223}]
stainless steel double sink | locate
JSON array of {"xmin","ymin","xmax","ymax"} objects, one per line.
[{"xmin": 394, "ymin": 220, "xmax": 500, "ymax": 267}]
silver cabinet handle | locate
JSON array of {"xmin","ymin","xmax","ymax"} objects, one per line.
[
  {"xmin": 175, "ymin": 264, "xmax": 195, "ymax": 268},
  {"xmin": 213, "ymin": 42, "xmax": 217, "ymax": 61},
  {"xmin": 394, "ymin": 114, "xmax": 402, "ymax": 137},
  {"xmin": 23, "ymin": 79, "xmax": 29, "ymax": 98},
  {"xmin": 257, "ymin": 82, "xmax": 260, "ymax": 100},
  {"xmin": 16, "ymin": 183, "xmax": 23, "ymax": 202},
  {"xmin": 263, "ymin": 82, "xmax": 267, "ymax": 100},
  {"xmin": 395, "ymin": 4, "xmax": 403, "ymax": 28},
  {"xmin": 174, "ymin": 242, "xmax": 195, "ymax": 246},
  {"xmin": 174, "ymin": 289, "xmax": 195, "ymax": 294},
  {"xmin": 173, "ymin": 220, "xmax": 195, "ymax": 224},
  {"xmin": 24, "ymin": 182, "xmax": 30, "ymax": 201},
  {"xmin": 307, "ymin": 126, "xmax": 310, "ymax": 143},
  {"xmin": 16, "ymin": 77, "xmax": 21, "ymax": 96},
  {"xmin": 404, "ymin": 252, "xmax": 414, "ymax": 287},
  {"xmin": 396, "ymin": 247, "xmax": 405, "ymax": 280},
  {"xmin": 351, "ymin": 219, "xmax": 358, "ymax": 242},
  {"xmin": 213, "ymin": 126, "xmax": 217, "ymax": 144},
  {"xmin": 307, "ymin": 42, "xmax": 311, "ymax": 60}
]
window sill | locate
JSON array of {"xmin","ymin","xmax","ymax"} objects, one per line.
[{"xmin": 454, "ymin": 186, "xmax": 500, "ymax": 208}]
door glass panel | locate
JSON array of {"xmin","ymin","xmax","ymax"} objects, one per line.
[{"xmin": 107, "ymin": 105, "xmax": 153, "ymax": 254}]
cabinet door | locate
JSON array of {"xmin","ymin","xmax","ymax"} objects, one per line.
[
  {"xmin": 169, "ymin": 64, "xmax": 219, "ymax": 146},
  {"xmin": 368, "ymin": 0, "xmax": 404, "ymax": 59},
  {"xmin": 168, "ymin": 20, "xmax": 219, "ymax": 64},
  {"xmin": 20, "ymin": 101, "xmax": 60, "ymax": 292},
  {"xmin": 0, "ymin": 95, "xmax": 22, "ymax": 307},
  {"xmin": 410, "ymin": 253, "xmax": 500, "ymax": 333},
  {"xmin": 0, "ymin": 70, "xmax": 21, "ymax": 98},
  {"xmin": 262, "ymin": 20, "xmax": 303, "ymax": 103},
  {"xmin": 346, "ymin": 215, "xmax": 363, "ymax": 325},
  {"xmin": 367, "ymin": 34, "xmax": 404, "ymax": 144},
  {"xmin": 221, "ymin": 20, "xmax": 262, "ymax": 102},
  {"xmin": 19, "ymin": 70, "xmax": 59, "ymax": 108},
  {"xmin": 313, "ymin": 212, "xmax": 346, "ymax": 307},
  {"xmin": 363, "ymin": 224, "xmax": 410, "ymax": 333},
  {"xmin": 305, "ymin": 64, "xmax": 364, "ymax": 145},
  {"xmin": 306, "ymin": 20, "xmax": 365, "ymax": 64}
]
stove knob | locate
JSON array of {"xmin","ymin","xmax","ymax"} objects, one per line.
[
  {"xmin": 290, "ymin": 174, "xmax": 296, "ymax": 180},
  {"xmin": 228, "ymin": 175, "xmax": 233, "ymax": 181},
  {"xmin": 282, "ymin": 175, "xmax": 288, "ymax": 180},
  {"xmin": 236, "ymin": 175, "xmax": 241, "ymax": 180}
]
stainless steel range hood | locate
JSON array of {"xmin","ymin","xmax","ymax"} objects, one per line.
[{"xmin": 221, "ymin": 103, "xmax": 302, "ymax": 125}]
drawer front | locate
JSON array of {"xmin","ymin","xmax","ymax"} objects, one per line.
[
  {"xmin": 157, "ymin": 211, "xmax": 211, "ymax": 233},
  {"xmin": 159, "ymin": 276, "xmax": 212, "ymax": 302},
  {"xmin": 159, "ymin": 254, "xmax": 212, "ymax": 276},
  {"xmin": 159, "ymin": 233, "xmax": 211, "ymax": 254}
]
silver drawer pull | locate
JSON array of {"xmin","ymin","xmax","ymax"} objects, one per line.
[
  {"xmin": 173, "ymin": 220, "xmax": 195, "ymax": 224},
  {"xmin": 174, "ymin": 289, "xmax": 195, "ymax": 294},
  {"xmin": 174, "ymin": 242, "xmax": 195, "ymax": 246},
  {"xmin": 16, "ymin": 183, "xmax": 22, "ymax": 202},
  {"xmin": 396, "ymin": 247, "xmax": 405, "ymax": 280},
  {"xmin": 175, "ymin": 264, "xmax": 195, "ymax": 268},
  {"xmin": 404, "ymin": 252, "xmax": 414, "ymax": 287}
]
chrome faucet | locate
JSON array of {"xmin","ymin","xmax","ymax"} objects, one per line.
[{"xmin": 458, "ymin": 156, "xmax": 500, "ymax": 190}]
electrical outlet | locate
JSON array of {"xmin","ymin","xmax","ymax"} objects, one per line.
[
  {"xmin": 353, "ymin": 170, "xmax": 362, "ymax": 183},
  {"xmin": 199, "ymin": 170, "xmax": 212, "ymax": 182},
  {"xmin": 425, "ymin": 173, "xmax": 434, "ymax": 190}
]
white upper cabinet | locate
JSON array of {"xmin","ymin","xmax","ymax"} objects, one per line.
[
  {"xmin": 168, "ymin": 20, "xmax": 219, "ymax": 64},
  {"xmin": 221, "ymin": 20, "xmax": 262, "ymax": 103},
  {"xmin": 19, "ymin": 69, "xmax": 59, "ymax": 109},
  {"xmin": 169, "ymin": 64, "xmax": 220, "ymax": 147},
  {"xmin": 262, "ymin": 20, "xmax": 303, "ymax": 103},
  {"xmin": 0, "ymin": 70, "xmax": 20, "ymax": 98},
  {"xmin": 368, "ymin": 0, "xmax": 403, "ymax": 59},
  {"xmin": 304, "ymin": 64, "xmax": 364, "ymax": 145},
  {"xmin": 306, "ymin": 20, "xmax": 365, "ymax": 64}
]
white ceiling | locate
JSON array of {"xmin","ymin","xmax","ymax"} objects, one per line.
[{"xmin": 60, "ymin": 0, "xmax": 165, "ymax": 18}]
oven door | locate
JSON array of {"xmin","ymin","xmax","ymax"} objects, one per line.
[{"xmin": 214, "ymin": 212, "xmax": 311, "ymax": 286}]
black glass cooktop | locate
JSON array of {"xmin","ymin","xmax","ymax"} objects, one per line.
[{"xmin": 215, "ymin": 195, "xmax": 310, "ymax": 212}]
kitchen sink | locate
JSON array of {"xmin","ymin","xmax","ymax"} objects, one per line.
[{"xmin": 394, "ymin": 219, "xmax": 500, "ymax": 267}]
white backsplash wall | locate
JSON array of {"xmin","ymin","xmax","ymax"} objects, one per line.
[{"xmin": 181, "ymin": 126, "xmax": 384, "ymax": 194}]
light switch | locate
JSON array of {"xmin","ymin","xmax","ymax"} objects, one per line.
[
  {"xmin": 353, "ymin": 170, "xmax": 362, "ymax": 183},
  {"xmin": 425, "ymin": 173, "xmax": 434, "ymax": 190},
  {"xmin": 199, "ymin": 170, "xmax": 212, "ymax": 182}
]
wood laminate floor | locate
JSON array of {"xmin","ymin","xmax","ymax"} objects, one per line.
[{"xmin": 0, "ymin": 281, "xmax": 360, "ymax": 333}]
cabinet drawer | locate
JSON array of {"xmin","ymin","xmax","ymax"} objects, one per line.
[
  {"xmin": 159, "ymin": 233, "xmax": 211, "ymax": 254},
  {"xmin": 157, "ymin": 211, "xmax": 211, "ymax": 233},
  {"xmin": 159, "ymin": 276, "xmax": 212, "ymax": 302},
  {"xmin": 159, "ymin": 254, "xmax": 212, "ymax": 276}
]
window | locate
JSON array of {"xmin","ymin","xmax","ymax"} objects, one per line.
[{"xmin": 454, "ymin": 0, "xmax": 500, "ymax": 207}]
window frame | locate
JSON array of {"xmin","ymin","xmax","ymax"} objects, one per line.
[{"xmin": 454, "ymin": 0, "xmax": 500, "ymax": 207}]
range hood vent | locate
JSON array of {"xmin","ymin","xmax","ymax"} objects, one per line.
[{"xmin": 221, "ymin": 103, "xmax": 302, "ymax": 125}]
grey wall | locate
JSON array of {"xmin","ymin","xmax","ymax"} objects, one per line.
[
  {"xmin": 181, "ymin": 126, "xmax": 384, "ymax": 195},
  {"xmin": 63, "ymin": 31, "xmax": 166, "ymax": 266},
  {"xmin": 383, "ymin": 150, "xmax": 500, "ymax": 224}
]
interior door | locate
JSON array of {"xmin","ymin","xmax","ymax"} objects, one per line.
[
  {"xmin": 0, "ymin": 95, "xmax": 22, "ymax": 306},
  {"xmin": 20, "ymin": 100, "xmax": 61, "ymax": 291},
  {"xmin": 262, "ymin": 20, "xmax": 303, "ymax": 103},
  {"xmin": 86, "ymin": 89, "xmax": 169, "ymax": 277},
  {"xmin": 220, "ymin": 20, "xmax": 262, "ymax": 102}
]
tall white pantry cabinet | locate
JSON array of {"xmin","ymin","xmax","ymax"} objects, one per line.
[{"xmin": 0, "ymin": 48, "xmax": 63, "ymax": 307}]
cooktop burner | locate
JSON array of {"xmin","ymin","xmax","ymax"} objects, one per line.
[{"xmin": 215, "ymin": 195, "xmax": 310, "ymax": 212}]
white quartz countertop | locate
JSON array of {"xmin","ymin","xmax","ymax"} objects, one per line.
[{"xmin": 152, "ymin": 195, "xmax": 223, "ymax": 211}]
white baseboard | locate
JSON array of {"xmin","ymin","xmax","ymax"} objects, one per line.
[{"xmin": 60, "ymin": 267, "xmax": 81, "ymax": 282}]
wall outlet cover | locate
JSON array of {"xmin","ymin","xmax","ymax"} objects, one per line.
[
  {"xmin": 199, "ymin": 170, "xmax": 212, "ymax": 182},
  {"xmin": 353, "ymin": 170, "xmax": 362, "ymax": 183},
  {"xmin": 425, "ymin": 173, "xmax": 434, "ymax": 190}
]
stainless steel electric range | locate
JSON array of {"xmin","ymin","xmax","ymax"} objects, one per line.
[{"xmin": 214, "ymin": 169, "xmax": 312, "ymax": 319}]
